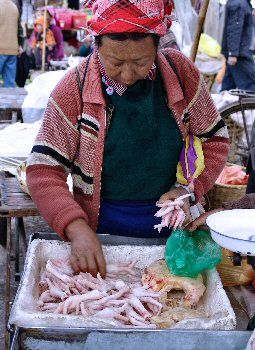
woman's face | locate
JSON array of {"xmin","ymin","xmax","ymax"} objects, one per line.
[{"xmin": 98, "ymin": 36, "xmax": 157, "ymax": 87}]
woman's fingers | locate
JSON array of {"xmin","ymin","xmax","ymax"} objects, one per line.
[
  {"xmin": 69, "ymin": 237, "xmax": 106, "ymax": 277},
  {"xmin": 66, "ymin": 220, "xmax": 107, "ymax": 277},
  {"xmin": 182, "ymin": 212, "xmax": 192, "ymax": 227},
  {"xmin": 77, "ymin": 255, "xmax": 88, "ymax": 273},
  {"xmin": 70, "ymin": 255, "xmax": 80, "ymax": 274},
  {"xmin": 187, "ymin": 212, "xmax": 211, "ymax": 231},
  {"xmin": 86, "ymin": 252, "xmax": 98, "ymax": 277},
  {"xmin": 70, "ymin": 250, "xmax": 106, "ymax": 278},
  {"xmin": 158, "ymin": 192, "xmax": 172, "ymax": 203},
  {"xmin": 95, "ymin": 250, "xmax": 107, "ymax": 279},
  {"xmin": 187, "ymin": 209, "xmax": 224, "ymax": 232}
]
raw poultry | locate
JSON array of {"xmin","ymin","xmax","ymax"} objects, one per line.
[
  {"xmin": 142, "ymin": 259, "xmax": 206, "ymax": 308},
  {"xmin": 38, "ymin": 258, "xmax": 206, "ymax": 328},
  {"xmin": 38, "ymin": 259, "xmax": 163, "ymax": 328},
  {"xmin": 154, "ymin": 194, "xmax": 191, "ymax": 232},
  {"xmin": 142, "ymin": 260, "xmax": 207, "ymax": 328}
]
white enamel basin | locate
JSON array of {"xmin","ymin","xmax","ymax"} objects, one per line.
[{"xmin": 206, "ymin": 209, "xmax": 255, "ymax": 255}]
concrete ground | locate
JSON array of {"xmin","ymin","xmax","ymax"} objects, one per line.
[{"xmin": 0, "ymin": 216, "xmax": 51, "ymax": 349}]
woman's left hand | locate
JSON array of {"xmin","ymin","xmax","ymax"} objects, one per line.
[
  {"xmin": 158, "ymin": 187, "xmax": 192, "ymax": 227},
  {"xmin": 187, "ymin": 208, "xmax": 224, "ymax": 232}
]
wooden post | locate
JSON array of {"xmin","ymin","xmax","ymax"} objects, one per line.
[
  {"xmin": 42, "ymin": 0, "xmax": 48, "ymax": 72},
  {"xmin": 190, "ymin": 0, "xmax": 210, "ymax": 62}
]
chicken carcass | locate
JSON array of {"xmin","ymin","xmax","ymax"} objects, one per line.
[
  {"xmin": 142, "ymin": 259, "xmax": 205, "ymax": 307},
  {"xmin": 151, "ymin": 307, "xmax": 205, "ymax": 329}
]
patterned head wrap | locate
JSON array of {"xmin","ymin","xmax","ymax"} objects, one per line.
[{"xmin": 82, "ymin": 0, "xmax": 174, "ymax": 37}]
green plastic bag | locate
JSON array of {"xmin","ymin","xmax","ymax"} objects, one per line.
[{"xmin": 165, "ymin": 229, "xmax": 222, "ymax": 278}]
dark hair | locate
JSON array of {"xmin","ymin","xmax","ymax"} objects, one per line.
[{"xmin": 95, "ymin": 33, "xmax": 160, "ymax": 47}]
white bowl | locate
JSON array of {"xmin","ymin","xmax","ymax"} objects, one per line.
[{"xmin": 206, "ymin": 209, "xmax": 255, "ymax": 255}]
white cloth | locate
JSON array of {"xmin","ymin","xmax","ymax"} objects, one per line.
[
  {"xmin": 211, "ymin": 91, "xmax": 239, "ymax": 110},
  {"xmin": 204, "ymin": 1, "xmax": 226, "ymax": 45},
  {"xmin": 173, "ymin": 0, "xmax": 198, "ymax": 48},
  {"xmin": 0, "ymin": 121, "xmax": 41, "ymax": 159}
]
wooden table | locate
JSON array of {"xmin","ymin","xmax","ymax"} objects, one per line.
[
  {"xmin": 0, "ymin": 175, "xmax": 39, "ymax": 349},
  {"xmin": 0, "ymin": 88, "xmax": 27, "ymax": 123}
]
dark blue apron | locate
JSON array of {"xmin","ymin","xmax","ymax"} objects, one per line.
[{"xmin": 97, "ymin": 199, "xmax": 171, "ymax": 238}]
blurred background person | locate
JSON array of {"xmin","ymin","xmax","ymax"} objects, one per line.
[
  {"xmin": 252, "ymin": 8, "xmax": 255, "ymax": 54},
  {"xmin": 79, "ymin": 34, "xmax": 94, "ymax": 57},
  {"xmin": 29, "ymin": 16, "xmax": 56, "ymax": 69},
  {"xmin": 46, "ymin": 8, "xmax": 64, "ymax": 61},
  {"xmin": 221, "ymin": 0, "xmax": 255, "ymax": 92},
  {"xmin": 0, "ymin": 0, "xmax": 23, "ymax": 87}
]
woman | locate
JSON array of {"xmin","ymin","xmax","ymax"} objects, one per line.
[
  {"xmin": 29, "ymin": 16, "xmax": 56, "ymax": 68},
  {"xmin": 27, "ymin": 0, "xmax": 229, "ymax": 277},
  {"xmin": 46, "ymin": 8, "xmax": 65, "ymax": 61}
]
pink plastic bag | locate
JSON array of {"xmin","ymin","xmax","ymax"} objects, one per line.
[
  {"xmin": 72, "ymin": 12, "xmax": 87, "ymax": 29},
  {"xmin": 55, "ymin": 9, "xmax": 73, "ymax": 30}
]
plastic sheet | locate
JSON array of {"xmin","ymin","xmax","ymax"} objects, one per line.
[
  {"xmin": 22, "ymin": 70, "xmax": 66, "ymax": 123},
  {"xmin": 204, "ymin": 0, "xmax": 226, "ymax": 44},
  {"xmin": 22, "ymin": 56, "xmax": 82, "ymax": 123},
  {"xmin": 173, "ymin": 0, "xmax": 198, "ymax": 48}
]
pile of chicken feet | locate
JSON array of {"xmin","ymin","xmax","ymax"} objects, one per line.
[
  {"xmin": 154, "ymin": 194, "xmax": 191, "ymax": 232},
  {"xmin": 38, "ymin": 259, "xmax": 163, "ymax": 328}
]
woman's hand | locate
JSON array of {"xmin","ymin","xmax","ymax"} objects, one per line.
[
  {"xmin": 187, "ymin": 208, "xmax": 224, "ymax": 232},
  {"xmin": 158, "ymin": 187, "xmax": 192, "ymax": 227},
  {"xmin": 65, "ymin": 219, "xmax": 106, "ymax": 278}
]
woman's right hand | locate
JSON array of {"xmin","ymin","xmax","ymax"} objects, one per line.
[{"xmin": 65, "ymin": 219, "xmax": 106, "ymax": 278}]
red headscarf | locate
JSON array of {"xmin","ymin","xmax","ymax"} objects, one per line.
[{"xmin": 82, "ymin": 0, "xmax": 174, "ymax": 37}]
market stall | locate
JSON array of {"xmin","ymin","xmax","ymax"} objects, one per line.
[
  {"xmin": 7, "ymin": 233, "xmax": 250, "ymax": 350},
  {"xmin": 0, "ymin": 88, "xmax": 27, "ymax": 124},
  {"xmin": 18, "ymin": 0, "xmax": 226, "ymax": 81},
  {"xmin": 20, "ymin": 0, "xmax": 92, "ymax": 73},
  {"xmin": 2, "ymin": 1, "xmax": 255, "ymax": 349}
]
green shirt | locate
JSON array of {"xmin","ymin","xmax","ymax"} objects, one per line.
[{"xmin": 101, "ymin": 72, "xmax": 183, "ymax": 201}]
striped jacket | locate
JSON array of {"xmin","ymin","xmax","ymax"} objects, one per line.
[{"xmin": 27, "ymin": 49, "xmax": 230, "ymax": 239}]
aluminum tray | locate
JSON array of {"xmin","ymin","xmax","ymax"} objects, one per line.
[
  {"xmin": 8, "ymin": 233, "xmax": 240, "ymax": 350},
  {"xmin": 10, "ymin": 327, "xmax": 252, "ymax": 350}
]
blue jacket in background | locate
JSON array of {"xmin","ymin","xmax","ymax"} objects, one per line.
[{"xmin": 222, "ymin": 0, "xmax": 253, "ymax": 58}]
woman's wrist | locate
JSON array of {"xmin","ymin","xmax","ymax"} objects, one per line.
[
  {"xmin": 174, "ymin": 183, "xmax": 195, "ymax": 202},
  {"xmin": 65, "ymin": 218, "xmax": 90, "ymax": 241}
]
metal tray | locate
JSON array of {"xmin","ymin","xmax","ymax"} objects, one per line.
[
  {"xmin": 28, "ymin": 231, "xmax": 168, "ymax": 246},
  {"xmin": 10, "ymin": 327, "xmax": 252, "ymax": 350},
  {"xmin": 8, "ymin": 232, "xmax": 251, "ymax": 350}
]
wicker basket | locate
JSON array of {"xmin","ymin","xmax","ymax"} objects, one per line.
[
  {"xmin": 224, "ymin": 115, "xmax": 244, "ymax": 164},
  {"xmin": 217, "ymin": 249, "xmax": 255, "ymax": 287},
  {"xmin": 207, "ymin": 163, "xmax": 247, "ymax": 210}
]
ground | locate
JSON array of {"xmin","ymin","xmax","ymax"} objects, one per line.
[{"xmin": 0, "ymin": 216, "xmax": 51, "ymax": 349}]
